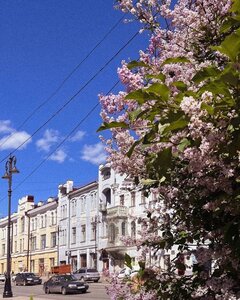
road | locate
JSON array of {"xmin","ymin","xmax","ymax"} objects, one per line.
[{"xmin": 0, "ymin": 281, "xmax": 110, "ymax": 300}]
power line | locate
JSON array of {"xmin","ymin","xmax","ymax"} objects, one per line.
[
  {"xmin": 0, "ymin": 80, "xmax": 120, "ymax": 203},
  {"xmin": 0, "ymin": 30, "xmax": 139, "ymax": 165},
  {"xmin": 0, "ymin": 15, "xmax": 125, "ymax": 150}
]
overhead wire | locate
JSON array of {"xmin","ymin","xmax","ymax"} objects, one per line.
[
  {"xmin": 0, "ymin": 15, "xmax": 125, "ymax": 151},
  {"xmin": 0, "ymin": 29, "xmax": 139, "ymax": 165},
  {"xmin": 0, "ymin": 79, "xmax": 120, "ymax": 203}
]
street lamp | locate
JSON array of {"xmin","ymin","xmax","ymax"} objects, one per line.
[{"xmin": 2, "ymin": 154, "xmax": 19, "ymax": 298}]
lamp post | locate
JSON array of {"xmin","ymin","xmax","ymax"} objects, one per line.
[{"xmin": 2, "ymin": 154, "xmax": 19, "ymax": 298}]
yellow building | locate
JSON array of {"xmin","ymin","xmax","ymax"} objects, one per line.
[{"xmin": 0, "ymin": 195, "xmax": 58, "ymax": 275}]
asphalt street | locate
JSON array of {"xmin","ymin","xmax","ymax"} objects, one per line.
[{"xmin": 0, "ymin": 281, "xmax": 110, "ymax": 300}]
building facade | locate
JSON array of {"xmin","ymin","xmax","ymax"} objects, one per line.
[
  {"xmin": 0, "ymin": 195, "xmax": 58, "ymax": 275},
  {"xmin": 58, "ymin": 180, "xmax": 99, "ymax": 271}
]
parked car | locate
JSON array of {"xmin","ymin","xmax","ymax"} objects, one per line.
[
  {"xmin": 73, "ymin": 268, "xmax": 100, "ymax": 282},
  {"xmin": 118, "ymin": 267, "xmax": 139, "ymax": 279},
  {"xmin": 43, "ymin": 274, "xmax": 89, "ymax": 295},
  {"xmin": 0, "ymin": 274, "xmax": 5, "ymax": 282},
  {"xmin": 14, "ymin": 272, "xmax": 42, "ymax": 286}
]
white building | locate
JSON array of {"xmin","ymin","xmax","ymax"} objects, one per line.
[
  {"xmin": 58, "ymin": 180, "xmax": 99, "ymax": 271},
  {"xmin": 98, "ymin": 164, "xmax": 149, "ymax": 273}
]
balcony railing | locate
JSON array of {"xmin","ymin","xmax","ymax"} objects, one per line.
[{"xmin": 107, "ymin": 206, "xmax": 128, "ymax": 219}]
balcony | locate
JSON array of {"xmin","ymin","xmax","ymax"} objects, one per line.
[{"xmin": 107, "ymin": 206, "xmax": 128, "ymax": 219}]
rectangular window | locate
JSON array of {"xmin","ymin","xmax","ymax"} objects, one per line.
[
  {"xmin": 51, "ymin": 232, "xmax": 57, "ymax": 248},
  {"xmin": 81, "ymin": 225, "xmax": 86, "ymax": 242},
  {"xmin": 141, "ymin": 191, "xmax": 146, "ymax": 204},
  {"xmin": 15, "ymin": 241, "xmax": 17, "ymax": 253},
  {"xmin": 72, "ymin": 227, "xmax": 76, "ymax": 244},
  {"xmin": 131, "ymin": 192, "xmax": 136, "ymax": 207},
  {"xmin": 21, "ymin": 217, "xmax": 25, "ymax": 233},
  {"xmin": 14, "ymin": 224, "xmax": 17, "ymax": 236},
  {"xmin": 40, "ymin": 234, "xmax": 46, "ymax": 249},
  {"xmin": 2, "ymin": 244, "xmax": 5, "ymax": 256},
  {"xmin": 120, "ymin": 195, "xmax": 125, "ymax": 206},
  {"xmin": 49, "ymin": 258, "xmax": 55, "ymax": 267},
  {"xmin": 91, "ymin": 223, "xmax": 96, "ymax": 240},
  {"xmin": 19, "ymin": 239, "xmax": 22, "ymax": 253},
  {"xmin": 31, "ymin": 236, "xmax": 37, "ymax": 251}
]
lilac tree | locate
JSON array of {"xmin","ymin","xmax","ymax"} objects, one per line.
[{"xmin": 99, "ymin": 0, "xmax": 240, "ymax": 298}]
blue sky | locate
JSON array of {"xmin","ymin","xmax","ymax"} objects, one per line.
[{"xmin": 0, "ymin": 0, "xmax": 148, "ymax": 216}]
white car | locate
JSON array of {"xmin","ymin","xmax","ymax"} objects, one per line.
[{"xmin": 118, "ymin": 268, "xmax": 139, "ymax": 279}]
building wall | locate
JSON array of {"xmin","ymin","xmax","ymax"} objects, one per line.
[
  {"xmin": 58, "ymin": 180, "xmax": 99, "ymax": 271},
  {"xmin": 0, "ymin": 195, "xmax": 58, "ymax": 275}
]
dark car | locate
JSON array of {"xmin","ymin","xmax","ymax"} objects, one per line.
[
  {"xmin": 15, "ymin": 272, "xmax": 42, "ymax": 286},
  {"xmin": 43, "ymin": 274, "xmax": 89, "ymax": 295},
  {"xmin": 73, "ymin": 268, "xmax": 100, "ymax": 282}
]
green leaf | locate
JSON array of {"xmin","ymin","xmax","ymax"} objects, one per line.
[
  {"xmin": 127, "ymin": 60, "xmax": 150, "ymax": 70},
  {"xmin": 146, "ymin": 73, "xmax": 166, "ymax": 82},
  {"xmin": 145, "ymin": 83, "xmax": 170, "ymax": 101},
  {"xmin": 172, "ymin": 81, "xmax": 188, "ymax": 92},
  {"xmin": 124, "ymin": 253, "xmax": 133, "ymax": 269},
  {"xmin": 178, "ymin": 138, "xmax": 191, "ymax": 152},
  {"xmin": 231, "ymin": 0, "xmax": 240, "ymax": 13},
  {"xmin": 192, "ymin": 67, "xmax": 221, "ymax": 83},
  {"xmin": 220, "ymin": 17, "xmax": 240, "ymax": 33},
  {"xmin": 201, "ymin": 103, "xmax": 214, "ymax": 115},
  {"xmin": 125, "ymin": 89, "xmax": 154, "ymax": 104},
  {"xmin": 127, "ymin": 140, "xmax": 141, "ymax": 158},
  {"xmin": 162, "ymin": 117, "xmax": 189, "ymax": 134},
  {"xmin": 213, "ymin": 28, "xmax": 240, "ymax": 62},
  {"xmin": 161, "ymin": 57, "xmax": 190, "ymax": 66},
  {"xmin": 141, "ymin": 179, "xmax": 158, "ymax": 185},
  {"xmin": 97, "ymin": 121, "xmax": 129, "ymax": 132}
]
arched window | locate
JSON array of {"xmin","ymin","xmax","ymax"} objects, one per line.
[
  {"xmin": 131, "ymin": 221, "xmax": 136, "ymax": 238},
  {"xmin": 121, "ymin": 222, "xmax": 126, "ymax": 236},
  {"xmin": 109, "ymin": 223, "xmax": 116, "ymax": 243}
]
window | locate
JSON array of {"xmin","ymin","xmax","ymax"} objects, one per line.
[
  {"xmin": 19, "ymin": 239, "xmax": 24, "ymax": 253},
  {"xmin": 91, "ymin": 194, "xmax": 96, "ymax": 210},
  {"xmin": 41, "ymin": 216, "xmax": 44, "ymax": 228},
  {"xmin": 40, "ymin": 234, "xmax": 46, "ymax": 249},
  {"xmin": 81, "ymin": 197, "xmax": 86, "ymax": 213},
  {"xmin": 31, "ymin": 236, "xmax": 37, "ymax": 251},
  {"xmin": 121, "ymin": 222, "xmax": 126, "ymax": 236},
  {"xmin": 51, "ymin": 211, "xmax": 57, "ymax": 225},
  {"xmin": 141, "ymin": 191, "xmax": 146, "ymax": 204},
  {"xmin": 45, "ymin": 215, "xmax": 47, "ymax": 227},
  {"xmin": 81, "ymin": 225, "xmax": 86, "ymax": 242},
  {"xmin": 131, "ymin": 221, "xmax": 136, "ymax": 238},
  {"xmin": 131, "ymin": 192, "xmax": 136, "ymax": 207},
  {"xmin": 71, "ymin": 200, "xmax": 76, "ymax": 216},
  {"xmin": 72, "ymin": 227, "xmax": 76, "ymax": 244},
  {"xmin": 109, "ymin": 223, "xmax": 116, "ymax": 243},
  {"xmin": 15, "ymin": 241, "xmax": 17, "ymax": 253},
  {"xmin": 91, "ymin": 223, "xmax": 96, "ymax": 240},
  {"xmin": 2, "ymin": 244, "xmax": 5, "ymax": 256},
  {"xmin": 21, "ymin": 217, "xmax": 25, "ymax": 233},
  {"xmin": 51, "ymin": 232, "xmax": 57, "ymax": 247},
  {"xmin": 120, "ymin": 195, "xmax": 125, "ymax": 206},
  {"xmin": 14, "ymin": 223, "xmax": 17, "ymax": 236},
  {"xmin": 50, "ymin": 258, "xmax": 55, "ymax": 267}
]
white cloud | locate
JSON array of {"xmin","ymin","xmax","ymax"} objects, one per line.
[
  {"xmin": 36, "ymin": 129, "xmax": 61, "ymax": 152},
  {"xmin": 0, "ymin": 120, "xmax": 14, "ymax": 134},
  {"xmin": 81, "ymin": 143, "xmax": 106, "ymax": 165},
  {"xmin": 69, "ymin": 130, "xmax": 85, "ymax": 142},
  {"xmin": 0, "ymin": 131, "xmax": 32, "ymax": 150},
  {"xmin": 49, "ymin": 149, "xmax": 67, "ymax": 163}
]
